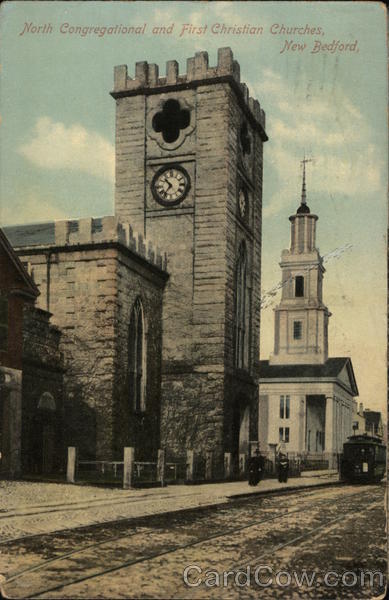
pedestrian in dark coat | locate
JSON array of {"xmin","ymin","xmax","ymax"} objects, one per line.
[
  {"xmin": 277, "ymin": 453, "xmax": 289, "ymax": 483},
  {"xmin": 248, "ymin": 448, "xmax": 265, "ymax": 486}
]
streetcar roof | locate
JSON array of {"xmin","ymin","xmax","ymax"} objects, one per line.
[{"xmin": 344, "ymin": 434, "xmax": 385, "ymax": 446}]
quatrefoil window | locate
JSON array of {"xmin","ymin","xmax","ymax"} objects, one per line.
[
  {"xmin": 152, "ymin": 99, "xmax": 190, "ymax": 144},
  {"xmin": 240, "ymin": 122, "xmax": 251, "ymax": 155}
]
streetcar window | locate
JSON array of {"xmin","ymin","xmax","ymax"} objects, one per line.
[{"xmin": 345, "ymin": 445, "xmax": 377, "ymax": 460}]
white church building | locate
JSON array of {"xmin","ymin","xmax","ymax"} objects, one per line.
[{"xmin": 258, "ymin": 165, "xmax": 358, "ymax": 467}]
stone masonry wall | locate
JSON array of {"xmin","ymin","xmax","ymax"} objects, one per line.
[
  {"xmin": 22, "ymin": 305, "xmax": 64, "ymax": 473},
  {"xmin": 113, "ymin": 252, "xmax": 165, "ymax": 460},
  {"xmin": 112, "ymin": 48, "xmax": 266, "ymax": 467},
  {"xmin": 15, "ymin": 218, "xmax": 167, "ymax": 461}
]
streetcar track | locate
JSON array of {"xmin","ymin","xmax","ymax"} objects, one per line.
[
  {"xmin": 232, "ymin": 499, "xmax": 383, "ymax": 574},
  {"xmin": 3, "ymin": 488, "xmax": 377, "ymax": 599},
  {"xmin": 0, "ymin": 488, "xmax": 225, "ymax": 521},
  {"xmin": 0, "ymin": 480, "xmax": 348, "ymax": 522},
  {"xmin": 0, "ymin": 482, "xmax": 347, "ymax": 546},
  {"xmin": 4, "ymin": 506, "xmax": 305, "ymax": 585}
]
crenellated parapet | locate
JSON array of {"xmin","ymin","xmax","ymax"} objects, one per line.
[
  {"xmin": 54, "ymin": 216, "xmax": 167, "ymax": 271},
  {"xmin": 112, "ymin": 47, "xmax": 266, "ymax": 134}
]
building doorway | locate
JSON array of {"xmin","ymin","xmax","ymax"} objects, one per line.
[
  {"xmin": 306, "ymin": 395, "xmax": 326, "ymax": 452},
  {"xmin": 232, "ymin": 398, "xmax": 250, "ymax": 472},
  {"xmin": 34, "ymin": 392, "xmax": 57, "ymax": 474}
]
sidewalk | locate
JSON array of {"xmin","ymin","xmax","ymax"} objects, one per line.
[{"xmin": 0, "ymin": 471, "xmax": 340, "ymax": 541}]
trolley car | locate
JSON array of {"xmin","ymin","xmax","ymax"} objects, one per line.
[{"xmin": 340, "ymin": 434, "xmax": 386, "ymax": 483}]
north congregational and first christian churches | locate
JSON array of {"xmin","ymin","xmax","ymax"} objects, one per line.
[{"xmin": 0, "ymin": 48, "xmax": 358, "ymax": 478}]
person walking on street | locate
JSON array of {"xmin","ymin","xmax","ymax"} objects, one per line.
[
  {"xmin": 277, "ymin": 452, "xmax": 289, "ymax": 483},
  {"xmin": 248, "ymin": 447, "xmax": 265, "ymax": 486}
]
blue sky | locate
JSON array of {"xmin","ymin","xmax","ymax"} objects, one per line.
[{"xmin": 0, "ymin": 1, "xmax": 387, "ymax": 412}]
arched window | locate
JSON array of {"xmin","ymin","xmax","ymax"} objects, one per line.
[
  {"xmin": 128, "ymin": 298, "xmax": 146, "ymax": 412},
  {"xmin": 235, "ymin": 242, "xmax": 249, "ymax": 369}
]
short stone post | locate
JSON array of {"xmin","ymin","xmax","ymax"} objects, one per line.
[
  {"xmin": 205, "ymin": 451, "xmax": 213, "ymax": 481},
  {"xmin": 239, "ymin": 453, "xmax": 246, "ymax": 476},
  {"xmin": 186, "ymin": 450, "xmax": 194, "ymax": 482},
  {"xmin": 157, "ymin": 448, "xmax": 166, "ymax": 487},
  {"xmin": 224, "ymin": 452, "xmax": 232, "ymax": 479},
  {"xmin": 123, "ymin": 447, "xmax": 135, "ymax": 489},
  {"xmin": 66, "ymin": 447, "xmax": 77, "ymax": 484}
]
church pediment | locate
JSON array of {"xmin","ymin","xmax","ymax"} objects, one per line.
[
  {"xmin": 259, "ymin": 357, "xmax": 359, "ymax": 397},
  {"xmin": 337, "ymin": 359, "xmax": 359, "ymax": 396}
]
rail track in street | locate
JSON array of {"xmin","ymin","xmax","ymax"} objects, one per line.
[
  {"xmin": 0, "ymin": 480, "xmax": 341, "ymax": 545},
  {"xmin": 1, "ymin": 484, "xmax": 384, "ymax": 599}
]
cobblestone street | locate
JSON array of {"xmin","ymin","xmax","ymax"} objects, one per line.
[
  {"xmin": 0, "ymin": 473, "xmax": 338, "ymax": 541},
  {"xmin": 0, "ymin": 480, "xmax": 385, "ymax": 598}
]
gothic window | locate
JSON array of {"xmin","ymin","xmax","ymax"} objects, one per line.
[
  {"xmin": 293, "ymin": 321, "xmax": 302, "ymax": 340},
  {"xmin": 152, "ymin": 99, "xmax": 190, "ymax": 144},
  {"xmin": 0, "ymin": 296, "xmax": 8, "ymax": 352},
  {"xmin": 235, "ymin": 242, "xmax": 250, "ymax": 369},
  {"xmin": 295, "ymin": 276, "xmax": 304, "ymax": 297},
  {"xmin": 240, "ymin": 122, "xmax": 251, "ymax": 155},
  {"xmin": 128, "ymin": 298, "xmax": 146, "ymax": 412}
]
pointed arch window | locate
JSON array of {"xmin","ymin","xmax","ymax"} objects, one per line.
[
  {"xmin": 128, "ymin": 298, "xmax": 146, "ymax": 412},
  {"xmin": 0, "ymin": 296, "xmax": 8, "ymax": 352},
  {"xmin": 235, "ymin": 242, "xmax": 250, "ymax": 369}
]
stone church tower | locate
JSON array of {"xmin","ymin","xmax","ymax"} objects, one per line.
[
  {"xmin": 270, "ymin": 161, "xmax": 331, "ymax": 365},
  {"xmin": 111, "ymin": 48, "xmax": 268, "ymax": 472}
]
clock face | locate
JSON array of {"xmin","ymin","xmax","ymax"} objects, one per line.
[
  {"xmin": 239, "ymin": 189, "xmax": 248, "ymax": 218},
  {"xmin": 152, "ymin": 165, "xmax": 190, "ymax": 207}
]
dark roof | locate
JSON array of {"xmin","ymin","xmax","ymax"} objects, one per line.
[
  {"xmin": 0, "ymin": 228, "xmax": 40, "ymax": 297},
  {"xmin": 259, "ymin": 357, "xmax": 359, "ymax": 396},
  {"xmin": 297, "ymin": 203, "xmax": 310, "ymax": 214},
  {"xmin": 3, "ymin": 223, "xmax": 55, "ymax": 247},
  {"xmin": 363, "ymin": 411, "xmax": 382, "ymax": 426}
]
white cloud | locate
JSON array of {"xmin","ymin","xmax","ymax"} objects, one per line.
[
  {"xmin": 19, "ymin": 117, "xmax": 114, "ymax": 182},
  {"xmin": 0, "ymin": 193, "xmax": 68, "ymax": 226},
  {"xmin": 258, "ymin": 68, "xmax": 383, "ymax": 218}
]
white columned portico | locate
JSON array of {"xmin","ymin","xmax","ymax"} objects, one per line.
[
  {"xmin": 258, "ymin": 163, "xmax": 359, "ymax": 463},
  {"xmin": 325, "ymin": 396, "xmax": 335, "ymax": 453},
  {"xmin": 298, "ymin": 395, "xmax": 306, "ymax": 452},
  {"xmin": 336, "ymin": 397, "xmax": 341, "ymax": 452}
]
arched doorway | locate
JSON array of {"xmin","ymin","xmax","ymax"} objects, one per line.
[
  {"xmin": 35, "ymin": 392, "xmax": 56, "ymax": 474},
  {"xmin": 239, "ymin": 405, "xmax": 250, "ymax": 454},
  {"xmin": 231, "ymin": 398, "xmax": 250, "ymax": 473}
]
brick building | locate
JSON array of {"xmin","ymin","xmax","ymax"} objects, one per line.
[
  {"xmin": 0, "ymin": 229, "xmax": 63, "ymax": 476},
  {"xmin": 5, "ymin": 47, "xmax": 268, "ymax": 476}
]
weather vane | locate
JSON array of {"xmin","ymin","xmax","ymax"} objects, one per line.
[{"xmin": 300, "ymin": 155, "xmax": 314, "ymax": 205}]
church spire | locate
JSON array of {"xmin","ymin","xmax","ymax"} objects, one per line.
[{"xmin": 297, "ymin": 156, "xmax": 312, "ymax": 214}]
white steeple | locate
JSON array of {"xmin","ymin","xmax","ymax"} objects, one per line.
[{"xmin": 269, "ymin": 160, "xmax": 331, "ymax": 365}]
